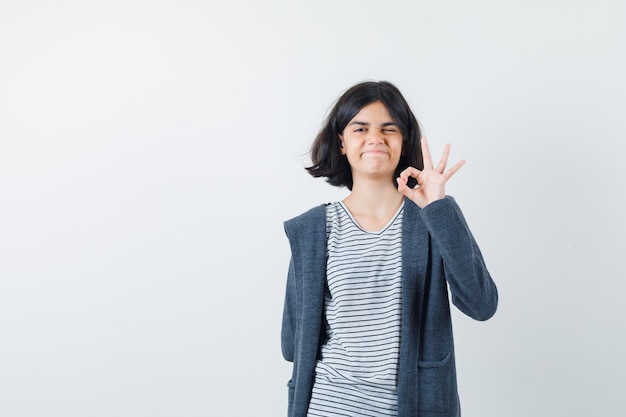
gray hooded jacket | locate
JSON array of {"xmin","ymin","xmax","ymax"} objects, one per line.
[{"xmin": 281, "ymin": 196, "xmax": 498, "ymax": 417}]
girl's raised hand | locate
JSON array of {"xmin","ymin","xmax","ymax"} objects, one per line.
[{"xmin": 396, "ymin": 137, "xmax": 465, "ymax": 208}]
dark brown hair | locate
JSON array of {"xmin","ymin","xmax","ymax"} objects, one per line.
[{"xmin": 306, "ymin": 81, "xmax": 423, "ymax": 190}]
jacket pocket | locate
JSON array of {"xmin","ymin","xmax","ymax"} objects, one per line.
[
  {"xmin": 418, "ymin": 351, "xmax": 451, "ymax": 368},
  {"xmin": 417, "ymin": 352, "xmax": 455, "ymax": 413}
]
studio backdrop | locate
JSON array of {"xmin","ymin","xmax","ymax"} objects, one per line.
[{"xmin": 1, "ymin": 1, "xmax": 625, "ymax": 416}]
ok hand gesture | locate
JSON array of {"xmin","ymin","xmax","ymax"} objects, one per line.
[{"xmin": 396, "ymin": 137, "xmax": 465, "ymax": 208}]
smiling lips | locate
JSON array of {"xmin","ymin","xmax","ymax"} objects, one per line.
[{"xmin": 362, "ymin": 149, "xmax": 388, "ymax": 156}]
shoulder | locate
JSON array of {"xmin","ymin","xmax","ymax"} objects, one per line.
[
  {"xmin": 283, "ymin": 203, "xmax": 330, "ymax": 237},
  {"xmin": 283, "ymin": 204, "xmax": 331, "ymax": 258}
]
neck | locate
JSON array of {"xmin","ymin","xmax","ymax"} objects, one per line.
[
  {"xmin": 342, "ymin": 179, "xmax": 404, "ymax": 232},
  {"xmin": 344, "ymin": 178, "xmax": 404, "ymax": 215}
]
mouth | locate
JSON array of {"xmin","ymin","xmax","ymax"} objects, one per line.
[{"xmin": 362, "ymin": 150, "xmax": 388, "ymax": 156}]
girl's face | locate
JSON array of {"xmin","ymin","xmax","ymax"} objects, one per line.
[{"xmin": 339, "ymin": 101, "xmax": 403, "ymax": 185}]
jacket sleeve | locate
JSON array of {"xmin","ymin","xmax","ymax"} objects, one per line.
[
  {"xmin": 281, "ymin": 257, "xmax": 296, "ymax": 362},
  {"xmin": 420, "ymin": 196, "xmax": 498, "ymax": 321}
]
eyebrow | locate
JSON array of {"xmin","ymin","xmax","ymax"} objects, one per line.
[{"xmin": 348, "ymin": 121, "xmax": 398, "ymax": 127}]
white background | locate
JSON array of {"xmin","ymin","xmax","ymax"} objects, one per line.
[{"xmin": 1, "ymin": 1, "xmax": 625, "ymax": 416}]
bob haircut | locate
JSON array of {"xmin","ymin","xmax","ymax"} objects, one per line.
[{"xmin": 306, "ymin": 81, "xmax": 423, "ymax": 190}]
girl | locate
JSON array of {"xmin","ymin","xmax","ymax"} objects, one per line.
[{"xmin": 281, "ymin": 81, "xmax": 498, "ymax": 417}]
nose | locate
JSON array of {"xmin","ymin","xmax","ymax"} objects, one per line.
[{"xmin": 367, "ymin": 127, "xmax": 384, "ymax": 144}]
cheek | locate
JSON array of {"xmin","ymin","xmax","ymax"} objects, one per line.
[{"xmin": 394, "ymin": 140, "xmax": 404, "ymax": 155}]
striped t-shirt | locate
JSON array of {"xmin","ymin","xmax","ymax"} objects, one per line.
[{"xmin": 307, "ymin": 201, "xmax": 404, "ymax": 417}]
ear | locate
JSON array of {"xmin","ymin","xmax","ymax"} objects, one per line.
[{"xmin": 338, "ymin": 135, "xmax": 346, "ymax": 155}]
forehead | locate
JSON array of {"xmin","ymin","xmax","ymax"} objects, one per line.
[{"xmin": 349, "ymin": 101, "xmax": 396, "ymax": 124}]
